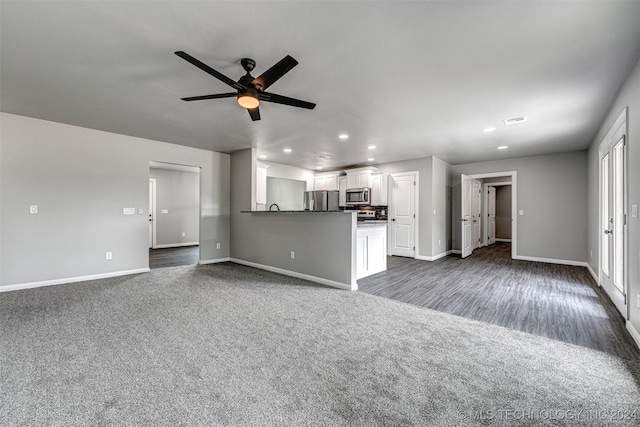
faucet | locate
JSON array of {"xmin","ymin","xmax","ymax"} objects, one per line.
[{"xmin": 269, "ymin": 203, "xmax": 280, "ymax": 212}]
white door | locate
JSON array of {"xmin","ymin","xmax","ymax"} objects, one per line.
[
  {"xmin": 472, "ymin": 179, "xmax": 482, "ymax": 249},
  {"xmin": 487, "ymin": 186, "xmax": 496, "ymax": 245},
  {"xmin": 599, "ymin": 117, "xmax": 627, "ymax": 316},
  {"xmin": 389, "ymin": 172, "xmax": 416, "ymax": 257},
  {"xmin": 149, "ymin": 179, "xmax": 156, "ymax": 249},
  {"xmin": 461, "ymin": 174, "xmax": 473, "ymax": 258}
]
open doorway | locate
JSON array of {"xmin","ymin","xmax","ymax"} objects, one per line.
[
  {"xmin": 457, "ymin": 171, "xmax": 517, "ymax": 259},
  {"xmin": 149, "ymin": 161, "xmax": 201, "ymax": 269}
]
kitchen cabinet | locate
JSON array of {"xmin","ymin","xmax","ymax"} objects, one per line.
[
  {"xmin": 346, "ymin": 167, "xmax": 376, "ymax": 189},
  {"xmin": 371, "ymin": 172, "xmax": 388, "ymax": 206},
  {"xmin": 356, "ymin": 224, "xmax": 387, "ymax": 280},
  {"xmin": 314, "ymin": 172, "xmax": 340, "ymax": 191},
  {"xmin": 339, "ymin": 176, "xmax": 347, "ymax": 207},
  {"xmin": 256, "ymin": 163, "xmax": 269, "ymax": 206}
]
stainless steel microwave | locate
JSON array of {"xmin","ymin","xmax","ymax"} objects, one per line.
[{"xmin": 346, "ymin": 187, "xmax": 371, "ymax": 206}]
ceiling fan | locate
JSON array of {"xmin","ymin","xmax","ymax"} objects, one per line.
[{"xmin": 175, "ymin": 51, "xmax": 316, "ymax": 121}]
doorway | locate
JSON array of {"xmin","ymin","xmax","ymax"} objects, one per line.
[
  {"xmin": 598, "ymin": 108, "xmax": 628, "ymax": 317},
  {"xmin": 388, "ymin": 171, "xmax": 418, "ymax": 258},
  {"xmin": 149, "ymin": 161, "xmax": 201, "ymax": 268},
  {"xmin": 460, "ymin": 171, "xmax": 517, "ymax": 259}
]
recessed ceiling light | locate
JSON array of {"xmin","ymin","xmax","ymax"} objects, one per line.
[
  {"xmin": 259, "ymin": 154, "xmax": 267, "ymax": 159},
  {"xmin": 367, "ymin": 158, "xmax": 375, "ymax": 162},
  {"xmin": 283, "ymin": 148, "xmax": 292, "ymax": 153},
  {"xmin": 368, "ymin": 145, "xmax": 376, "ymax": 149},
  {"xmin": 338, "ymin": 134, "xmax": 349, "ymax": 140},
  {"xmin": 497, "ymin": 145, "xmax": 508, "ymax": 150},
  {"xmin": 504, "ymin": 116, "xmax": 527, "ymax": 125},
  {"xmin": 317, "ymin": 166, "xmax": 323, "ymax": 170},
  {"xmin": 483, "ymin": 127, "xmax": 496, "ymax": 133},
  {"xmin": 317, "ymin": 155, "xmax": 332, "ymax": 160}
]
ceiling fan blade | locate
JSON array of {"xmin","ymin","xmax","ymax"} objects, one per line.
[
  {"xmin": 247, "ymin": 107, "xmax": 261, "ymax": 121},
  {"xmin": 181, "ymin": 93, "xmax": 237, "ymax": 101},
  {"xmin": 251, "ymin": 55, "xmax": 298, "ymax": 91},
  {"xmin": 259, "ymin": 92, "xmax": 316, "ymax": 110},
  {"xmin": 175, "ymin": 51, "xmax": 245, "ymax": 91}
]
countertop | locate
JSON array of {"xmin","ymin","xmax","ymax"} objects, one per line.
[
  {"xmin": 240, "ymin": 210, "xmax": 353, "ymax": 214},
  {"xmin": 357, "ymin": 220, "xmax": 388, "ymax": 227}
]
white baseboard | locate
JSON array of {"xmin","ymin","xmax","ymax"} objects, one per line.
[
  {"xmin": 513, "ymin": 255, "xmax": 589, "ymax": 268},
  {"xmin": 0, "ymin": 268, "xmax": 150, "ymax": 293},
  {"xmin": 416, "ymin": 250, "xmax": 452, "ymax": 262},
  {"xmin": 626, "ymin": 322, "xmax": 640, "ymax": 350},
  {"xmin": 199, "ymin": 257, "xmax": 231, "ymax": 265},
  {"xmin": 229, "ymin": 258, "xmax": 355, "ymax": 291},
  {"xmin": 152, "ymin": 242, "xmax": 199, "ymax": 249},
  {"xmin": 495, "ymin": 238, "xmax": 512, "ymax": 242},
  {"xmin": 586, "ymin": 263, "xmax": 599, "ymax": 285}
]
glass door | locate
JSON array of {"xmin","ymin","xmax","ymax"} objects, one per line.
[{"xmin": 599, "ymin": 109, "xmax": 627, "ymax": 317}]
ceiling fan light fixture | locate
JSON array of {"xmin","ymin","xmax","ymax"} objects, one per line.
[{"xmin": 237, "ymin": 93, "xmax": 260, "ymax": 109}]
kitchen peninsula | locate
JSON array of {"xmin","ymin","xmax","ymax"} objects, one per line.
[{"xmin": 236, "ymin": 210, "xmax": 387, "ymax": 290}]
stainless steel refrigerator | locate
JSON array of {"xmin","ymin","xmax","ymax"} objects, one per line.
[{"xmin": 303, "ymin": 190, "xmax": 339, "ymax": 211}]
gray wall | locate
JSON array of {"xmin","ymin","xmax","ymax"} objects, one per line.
[
  {"xmin": 230, "ymin": 149, "xmax": 356, "ymax": 289},
  {"xmin": 451, "ymin": 151, "xmax": 588, "ymax": 262},
  {"xmin": 266, "ymin": 177, "xmax": 306, "ymax": 211},
  {"xmin": 149, "ymin": 167, "xmax": 200, "ymax": 247},
  {"xmin": 495, "ymin": 185, "xmax": 512, "ymax": 240},
  {"xmin": 0, "ymin": 113, "xmax": 230, "ymax": 287},
  {"xmin": 587, "ymin": 54, "xmax": 640, "ymax": 334}
]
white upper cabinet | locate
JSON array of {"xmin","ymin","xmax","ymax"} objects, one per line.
[
  {"xmin": 346, "ymin": 167, "xmax": 376, "ymax": 189},
  {"xmin": 314, "ymin": 172, "xmax": 340, "ymax": 191},
  {"xmin": 371, "ymin": 172, "xmax": 388, "ymax": 206},
  {"xmin": 339, "ymin": 176, "xmax": 347, "ymax": 207}
]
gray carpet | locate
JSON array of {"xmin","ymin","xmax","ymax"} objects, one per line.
[{"xmin": 1, "ymin": 263, "xmax": 639, "ymax": 426}]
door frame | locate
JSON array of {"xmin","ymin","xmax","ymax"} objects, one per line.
[
  {"xmin": 388, "ymin": 171, "xmax": 419, "ymax": 258},
  {"xmin": 149, "ymin": 178, "xmax": 157, "ymax": 249},
  {"xmin": 597, "ymin": 107, "xmax": 628, "ymax": 318},
  {"xmin": 482, "ymin": 181, "xmax": 512, "ymax": 247},
  {"xmin": 463, "ymin": 171, "xmax": 517, "ymax": 259}
]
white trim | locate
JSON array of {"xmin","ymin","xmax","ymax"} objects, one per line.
[
  {"xmin": 149, "ymin": 178, "xmax": 157, "ymax": 249},
  {"xmin": 626, "ymin": 322, "xmax": 640, "ymax": 350},
  {"xmin": 416, "ymin": 250, "xmax": 452, "ymax": 261},
  {"xmin": 466, "ymin": 171, "xmax": 517, "ymax": 260},
  {"xmin": 153, "ymin": 242, "xmax": 199, "ymax": 249},
  {"xmin": 513, "ymin": 255, "xmax": 588, "ymax": 267},
  {"xmin": 586, "ymin": 263, "xmax": 599, "ymax": 285},
  {"xmin": 198, "ymin": 257, "xmax": 231, "ymax": 265},
  {"xmin": 229, "ymin": 258, "xmax": 355, "ymax": 291},
  {"xmin": 495, "ymin": 238, "xmax": 511, "ymax": 242},
  {"xmin": 0, "ymin": 268, "xmax": 150, "ymax": 293}
]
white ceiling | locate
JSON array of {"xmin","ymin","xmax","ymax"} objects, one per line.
[{"xmin": 2, "ymin": 1, "xmax": 640, "ymax": 170}]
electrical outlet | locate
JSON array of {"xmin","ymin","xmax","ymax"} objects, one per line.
[
  {"xmin": 290, "ymin": 251, "xmax": 295, "ymax": 260},
  {"xmin": 438, "ymin": 239, "xmax": 441, "ymax": 246},
  {"xmin": 590, "ymin": 250, "xmax": 593, "ymax": 258},
  {"xmin": 106, "ymin": 252, "xmax": 112, "ymax": 260},
  {"xmin": 216, "ymin": 243, "xmax": 221, "ymax": 249},
  {"xmin": 30, "ymin": 205, "xmax": 38, "ymax": 214},
  {"xmin": 181, "ymin": 232, "xmax": 186, "ymax": 237}
]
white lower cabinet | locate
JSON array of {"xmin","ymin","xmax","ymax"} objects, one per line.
[{"xmin": 356, "ymin": 225, "xmax": 387, "ymax": 280}]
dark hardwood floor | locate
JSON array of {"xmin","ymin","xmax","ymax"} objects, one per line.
[
  {"xmin": 149, "ymin": 246, "xmax": 199, "ymax": 269},
  {"xmin": 358, "ymin": 242, "xmax": 640, "ymax": 360}
]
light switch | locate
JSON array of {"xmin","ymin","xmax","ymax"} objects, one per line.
[
  {"xmin": 138, "ymin": 208, "xmax": 143, "ymax": 215},
  {"xmin": 161, "ymin": 209, "xmax": 169, "ymax": 214},
  {"xmin": 30, "ymin": 205, "xmax": 38, "ymax": 214},
  {"xmin": 632, "ymin": 204, "xmax": 638, "ymax": 218},
  {"xmin": 519, "ymin": 209, "xmax": 524, "ymax": 216}
]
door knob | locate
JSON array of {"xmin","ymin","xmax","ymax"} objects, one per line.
[
  {"xmin": 392, "ymin": 218, "xmax": 396, "ymax": 221},
  {"xmin": 604, "ymin": 229, "xmax": 612, "ymax": 234}
]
